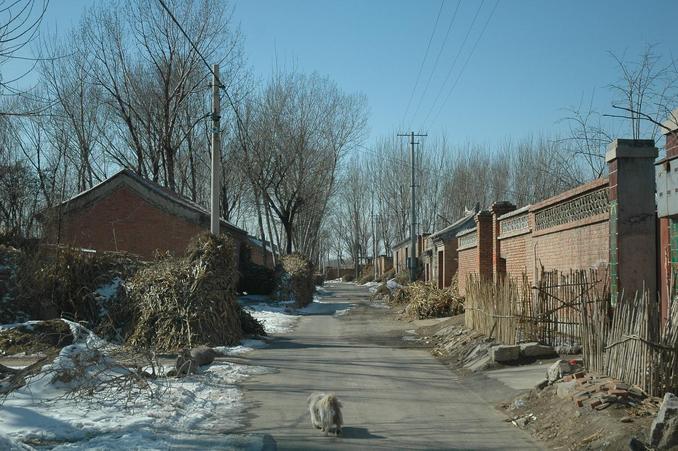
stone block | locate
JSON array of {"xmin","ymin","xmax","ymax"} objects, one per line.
[
  {"xmin": 557, "ymin": 380, "xmax": 577, "ymax": 399},
  {"xmin": 519, "ymin": 342, "xmax": 557, "ymax": 358},
  {"xmin": 489, "ymin": 345, "xmax": 520, "ymax": 363},
  {"xmin": 650, "ymin": 392, "xmax": 678, "ymax": 448}
]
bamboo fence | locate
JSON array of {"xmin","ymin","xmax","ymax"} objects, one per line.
[{"xmin": 465, "ymin": 267, "xmax": 678, "ymax": 397}]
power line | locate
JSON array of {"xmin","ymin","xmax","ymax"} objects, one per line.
[
  {"xmin": 156, "ymin": 0, "xmax": 252, "ymax": 150},
  {"xmin": 419, "ymin": 0, "xmax": 485, "ymax": 127},
  {"xmin": 400, "ymin": 0, "xmax": 445, "ymax": 126},
  {"xmin": 408, "ymin": 0, "xmax": 462, "ymax": 124},
  {"xmin": 427, "ymin": 0, "xmax": 499, "ymax": 126}
]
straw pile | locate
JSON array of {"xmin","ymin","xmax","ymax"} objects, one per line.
[
  {"xmin": 389, "ymin": 280, "xmax": 464, "ymax": 320},
  {"xmin": 12, "ymin": 246, "xmax": 140, "ymax": 325},
  {"xmin": 275, "ymin": 253, "xmax": 315, "ymax": 307},
  {"xmin": 124, "ymin": 233, "xmax": 245, "ymax": 352}
]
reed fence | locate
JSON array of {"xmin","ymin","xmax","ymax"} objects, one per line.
[{"xmin": 465, "ymin": 268, "xmax": 678, "ymax": 397}]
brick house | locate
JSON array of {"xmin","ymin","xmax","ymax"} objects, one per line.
[
  {"xmin": 247, "ymin": 236, "xmax": 276, "ymax": 269},
  {"xmin": 422, "ymin": 213, "xmax": 475, "ymax": 288},
  {"xmin": 657, "ymin": 108, "xmax": 678, "ymax": 320},
  {"xmin": 392, "ymin": 234, "xmax": 429, "ymax": 278},
  {"xmin": 42, "ymin": 169, "xmax": 249, "ymax": 261}
]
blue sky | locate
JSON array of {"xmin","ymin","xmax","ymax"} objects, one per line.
[
  {"xmin": 232, "ymin": 0, "xmax": 678, "ymax": 148},
  {"xmin": 13, "ymin": 0, "xmax": 678, "ymax": 149}
]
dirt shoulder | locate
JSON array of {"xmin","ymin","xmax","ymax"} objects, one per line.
[{"xmin": 384, "ymin": 310, "xmax": 660, "ymax": 450}]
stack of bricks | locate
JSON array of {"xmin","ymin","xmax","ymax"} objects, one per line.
[{"xmin": 562, "ymin": 371, "xmax": 646, "ymax": 411}]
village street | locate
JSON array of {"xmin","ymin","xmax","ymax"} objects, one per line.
[{"xmin": 238, "ymin": 282, "xmax": 542, "ymax": 451}]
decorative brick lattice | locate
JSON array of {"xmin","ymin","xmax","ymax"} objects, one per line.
[
  {"xmin": 534, "ymin": 188, "xmax": 609, "ymax": 231},
  {"xmin": 458, "ymin": 230, "xmax": 477, "ymax": 248},
  {"xmin": 499, "ymin": 214, "xmax": 529, "ymax": 236}
]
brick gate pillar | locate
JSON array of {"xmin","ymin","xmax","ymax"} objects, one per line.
[
  {"xmin": 491, "ymin": 201, "xmax": 516, "ymax": 281},
  {"xmin": 476, "ymin": 211, "xmax": 494, "ymax": 280},
  {"xmin": 606, "ymin": 139, "xmax": 658, "ymax": 304}
]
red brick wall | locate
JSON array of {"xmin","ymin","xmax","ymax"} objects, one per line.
[
  {"xmin": 457, "ymin": 179, "xmax": 610, "ymax": 293},
  {"xmin": 249, "ymin": 245, "xmax": 274, "ymax": 269},
  {"xmin": 499, "ymin": 233, "xmax": 531, "ymax": 282},
  {"xmin": 52, "ymin": 185, "xmax": 244, "ymax": 260},
  {"xmin": 457, "ymin": 245, "xmax": 477, "ymax": 296},
  {"xmin": 527, "ymin": 219, "xmax": 608, "ymax": 278},
  {"xmin": 444, "ymin": 239, "xmax": 458, "ymax": 287}
]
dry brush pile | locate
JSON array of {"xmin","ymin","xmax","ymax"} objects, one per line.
[
  {"xmin": 387, "ymin": 278, "xmax": 464, "ymax": 320},
  {"xmin": 120, "ymin": 233, "xmax": 262, "ymax": 352},
  {"xmin": 275, "ymin": 253, "xmax": 315, "ymax": 307},
  {"xmin": 5, "ymin": 245, "xmax": 139, "ymax": 326}
]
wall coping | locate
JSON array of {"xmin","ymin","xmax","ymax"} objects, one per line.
[
  {"xmin": 457, "ymin": 242, "xmax": 478, "ymax": 252},
  {"xmin": 498, "ymin": 205, "xmax": 530, "ymax": 221},
  {"xmin": 530, "ymin": 177, "xmax": 609, "ymax": 212},
  {"xmin": 456, "ymin": 226, "xmax": 477, "ymax": 238}
]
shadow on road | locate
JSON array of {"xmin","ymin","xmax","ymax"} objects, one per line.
[{"xmin": 340, "ymin": 426, "xmax": 386, "ymax": 439}]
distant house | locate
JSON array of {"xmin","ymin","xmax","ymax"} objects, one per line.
[
  {"xmin": 392, "ymin": 234, "xmax": 429, "ymax": 279},
  {"xmin": 42, "ymin": 169, "xmax": 249, "ymax": 262},
  {"xmin": 247, "ymin": 236, "xmax": 276, "ymax": 269},
  {"xmin": 374, "ymin": 255, "xmax": 393, "ymax": 279},
  {"xmin": 422, "ymin": 213, "xmax": 476, "ymax": 288}
]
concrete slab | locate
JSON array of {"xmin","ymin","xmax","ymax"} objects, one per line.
[{"xmin": 484, "ymin": 359, "xmax": 560, "ymax": 391}]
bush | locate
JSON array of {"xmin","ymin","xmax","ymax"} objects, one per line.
[
  {"xmin": 342, "ymin": 272, "xmax": 355, "ymax": 282},
  {"xmin": 238, "ymin": 261, "xmax": 275, "ymax": 295},
  {"xmin": 275, "ymin": 253, "xmax": 315, "ymax": 307}
]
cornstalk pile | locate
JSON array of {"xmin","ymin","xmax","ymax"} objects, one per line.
[
  {"xmin": 124, "ymin": 233, "xmax": 243, "ymax": 352},
  {"xmin": 275, "ymin": 253, "xmax": 315, "ymax": 307},
  {"xmin": 395, "ymin": 282, "xmax": 463, "ymax": 319}
]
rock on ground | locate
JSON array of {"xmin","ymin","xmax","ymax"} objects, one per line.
[{"xmin": 650, "ymin": 392, "xmax": 678, "ymax": 449}]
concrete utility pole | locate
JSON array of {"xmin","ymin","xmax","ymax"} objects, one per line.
[
  {"xmin": 371, "ymin": 189, "xmax": 377, "ymax": 281},
  {"xmin": 210, "ymin": 64, "xmax": 221, "ymax": 235},
  {"xmin": 398, "ymin": 131, "xmax": 427, "ymax": 282}
]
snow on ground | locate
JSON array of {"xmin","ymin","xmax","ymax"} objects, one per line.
[
  {"xmin": 1, "ymin": 289, "xmax": 352, "ymax": 449},
  {"xmin": 386, "ymin": 278, "xmax": 403, "ymax": 291},
  {"xmin": 93, "ymin": 277, "xmax": 123, "ymax": 318},
  {"xmin": 0, "ymin": 320, "xmax": 272, "ymax": 450},
  {"xmin": 0, "ymin": 321, "xmax": 44, "ymax": 332}
]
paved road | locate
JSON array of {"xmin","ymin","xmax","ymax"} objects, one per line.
[{"xmin": 238, "ymin": 283, "xmax": 542, "ymax": 451}]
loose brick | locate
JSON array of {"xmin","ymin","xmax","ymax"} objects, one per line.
[{"xmin": 610, "ymin": 389, "xmax": 628, "ymax": 397}]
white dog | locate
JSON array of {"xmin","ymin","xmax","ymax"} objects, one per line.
[{"xmin": 307, "ymin": 392, "xmax": 343, "ymax": 435}]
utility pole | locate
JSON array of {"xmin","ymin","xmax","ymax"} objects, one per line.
[
  {"xmin": 210, "ymin": 64, "xmax": 221, "ymax": 235},
  {"xmin": 398, "ymin": 131, "xmax": 427, "ymax": 283},
  {"xmin": 371, "ymin": 189, "xmax": 377, "ymax": 281}
]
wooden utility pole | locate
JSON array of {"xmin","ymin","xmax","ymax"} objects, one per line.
[
  {"xmin": 398, "ymin": 131, "xmax": 427, "ymax": 282},
  {"xmin": 210, "ymin": 64, "xmax": 221, "ymax": 235}
]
